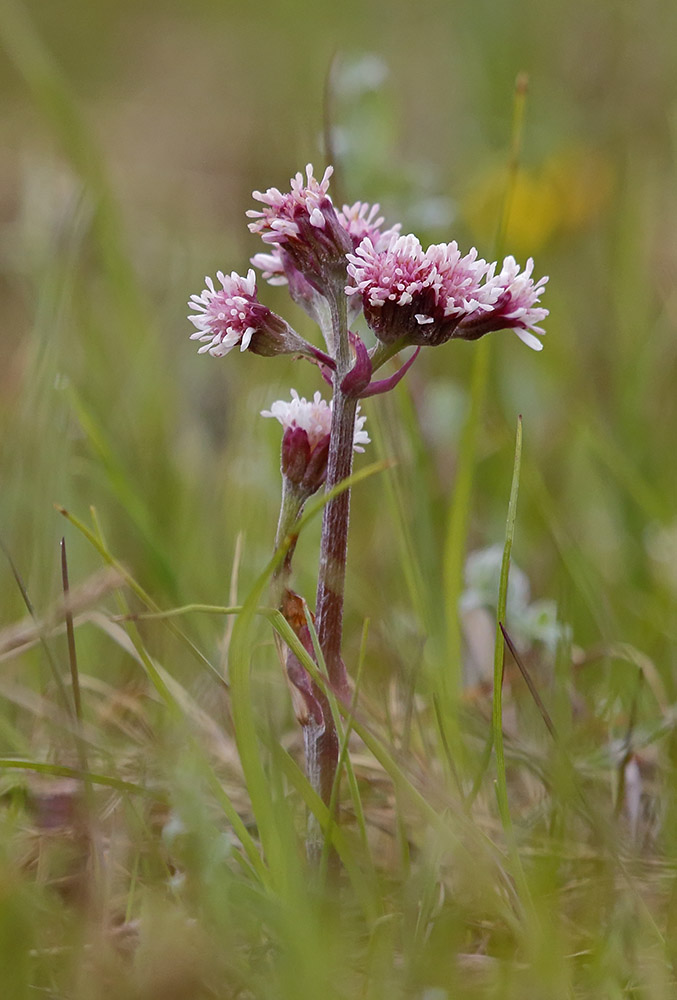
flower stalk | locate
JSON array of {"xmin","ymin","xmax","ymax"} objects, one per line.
[
  {"xmin": 314, "ymin": 381, "xmax": 357, "ymax": 701},
  {"xmin": 294, "ymin": 286, "xmax": 355, "ymax": 826},
  {"xmin": 314, "ymin": 287, "xmax": 355, "ymax": 690}
]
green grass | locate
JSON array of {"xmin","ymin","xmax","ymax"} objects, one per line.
[{"xmin": 2, "ymin": 0, "xmax": 677, "ymax": 996}]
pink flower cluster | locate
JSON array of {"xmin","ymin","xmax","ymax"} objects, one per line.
[
  {"xmin": 188, "ymin": 268, "xmax": 317, "ymax": 359},
  {"xmin": 346, "ymin": 235, "xmax": 548, "ymax": 350},
  {"xmin": 189, "ymin": 269, "xmax": 274, "ymax": 356},
  {"xmin": 247, "ymin": 165, "xmax": 335, "ymax": 246},
  {"xmin": 246, "ymin": 165, "xmax": 352, "ymax": 293},
  {"xmin": 251, "ymin": 199, "xmax": 400, "ymax": 286},
  {"xmin": 248, "ymin": 165, "xmax": 401, "ymax": 304},
  {"xmin": 261, "ymin": 389, "xmax": 369, "ymax": 453},
  {"xmin": 455, "ymin": 255, "xmax": 549, "ymax": 351},
  {"xmin": 188, "ymin": 162, "xmax": 548, "ymax": 360}
]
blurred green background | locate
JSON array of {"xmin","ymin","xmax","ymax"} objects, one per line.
[
  {"xmin": 2, "ymin": 0, "xmax": 676, "ymax": 666},
  {"xmin": 1, "ymin": 1, "xmax": 677, "ymax": 993}
]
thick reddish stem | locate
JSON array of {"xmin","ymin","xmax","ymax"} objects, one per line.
[
  {"xmin": 314, "ymin": 378, "xmax": 356, "ymax": 699},
  {"xmin": 301, "ymin": 289, "xmax": 355, "ymax": 835}
]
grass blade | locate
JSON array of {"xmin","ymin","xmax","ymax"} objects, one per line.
[{"xmin": 492, "ymin": 415, "xmax": 533, "ymax": 920}]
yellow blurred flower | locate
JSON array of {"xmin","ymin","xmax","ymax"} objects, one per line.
[{"xmin": 463, "ymin": 145, "xmax": 615, "ymax": 253}]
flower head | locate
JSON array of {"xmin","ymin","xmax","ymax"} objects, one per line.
[
  {"xmin": 247, "ymin": 165, "xmax": 353, "ymax": 295},
  {"xmin": 345, "ymin": 234, "xmax": 442, "ymax": 345},
  {"xmin": 455, "ymin": 256, "xmax": 549, "ymax": 350},
  {"xmin": 248, "ymin": 165, "xmax": 335, "ymax": 246},
  {"xmin": 338, "ymin": 201, "xmax": 401, "ymax": 253},
  {"xmin": 188, "ymin": 269, "xmax": 317, "ymax": 359},
  {"xmin": 262, "ymin": 389, "xmax": 369, "ymax": 493},
  {"xmin": 347, "ymin": 235, "xmax": 548, "ymax": 350},
  {"xmin": 251, "ymin": 194, "xmax": 402, "ymax": 334},
  {"xmin": 263, "ymin": 390, "xmax": 333, "ymax": 451},
  {"xmin": 252, "ymin": 199, "xmax": 400, "ymax": 282},
  {"xmin": 252, "ymin": 196, "xmax": 401, "ymax": 298},
  {"xmin": 347, "ymin": 234, "xmax": 425, "ymax": 337},
  {"xmin": 425, "ymin": 242, "xmax": 494, "ymax": 320}
]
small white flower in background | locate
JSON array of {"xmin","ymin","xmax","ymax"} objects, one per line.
[
  {"xmin": 461, "ymin": 544, "xmax": 531, "ymax": 618},
  {"xmin": 460, "ymin": 544, "xmax": 568, "ymax": 654},
  {"xmin": 645, "ymin": 520, "xmax": 677, "ymax": 594}
]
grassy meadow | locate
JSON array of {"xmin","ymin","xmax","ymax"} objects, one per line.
[{"xmin": 1, "ymin": 0, "xmax": 677, "ymax": 996}]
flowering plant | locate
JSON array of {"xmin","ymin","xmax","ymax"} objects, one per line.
[{"xmin": 188, "ymin": 163, "xmax": 548, "ymax": 856}]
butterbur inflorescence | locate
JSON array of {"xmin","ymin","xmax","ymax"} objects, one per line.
[
  {"xmin": 261, "ymin": 389, "xmax": 369, "ymax": 454},
  {"xmin": 247, "ymin": 168, "xmax": 401, "ymax": 329},
  {"xmin": 251, "ymin": 200, "xmax": 400, "ymax": 285},
  {"xmin": 188, "ymin": 267, "xmax": 335, "ymax": 367},
  {"xmin": 188, "ymin": 162, "xmax": 548, "ymax": 361},
  {"xmin": 187, "ymin": 160, "xmax": 549, "ymax": 830}
]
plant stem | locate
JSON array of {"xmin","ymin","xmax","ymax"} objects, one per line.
[
  {"xmin": 314, "ymin": 382, "xmax": 356, "ymax": 699},
  {"xmin": 303, "ymin": 713, "xmax": 339, "ymax": 862},
  {"xmin": 368, "ymin": 335, "xmax": 409, "ymax": 374},
  {"xmin": 315, "ymin": 288, "xmax": 354, "ymax": 700},
  {"xmin": 302, "ymin": 286, "xmax": 355, "ymax": 832}
]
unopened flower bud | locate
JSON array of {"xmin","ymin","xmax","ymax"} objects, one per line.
[{"xmin": 281, "ymin": 424, "xmax": 314, "ymax": 485}]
